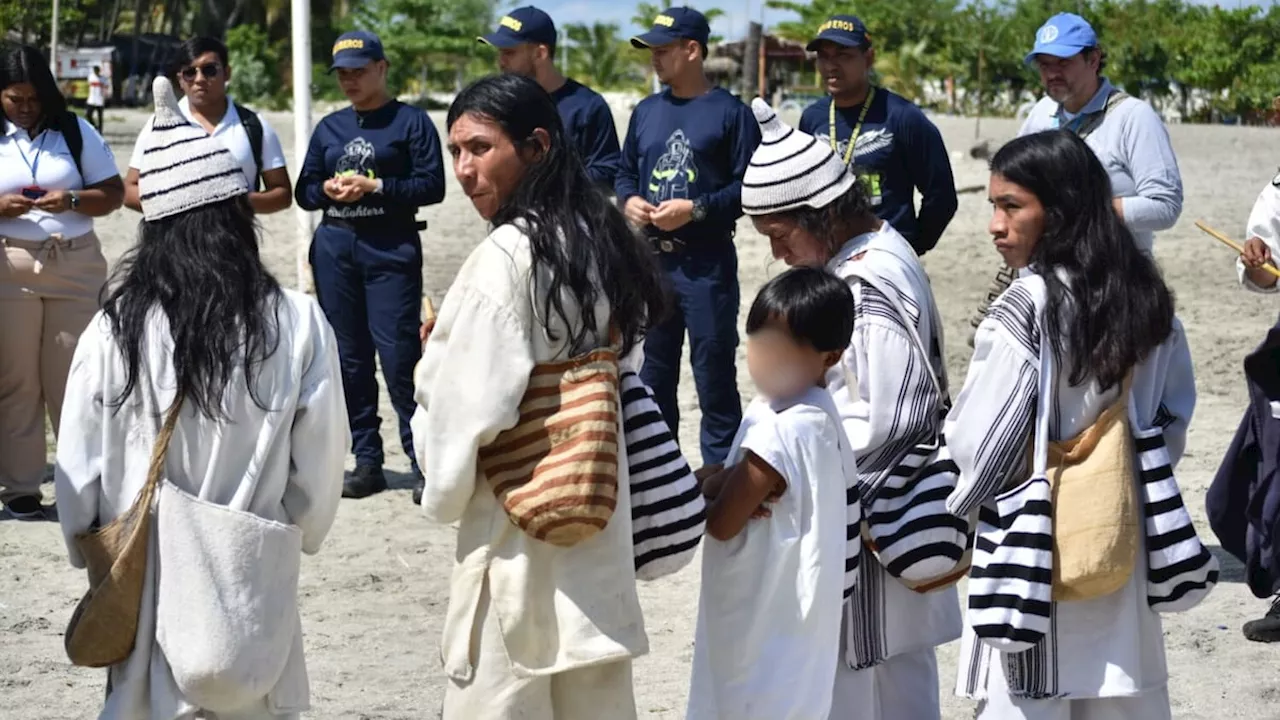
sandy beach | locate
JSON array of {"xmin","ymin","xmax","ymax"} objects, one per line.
[{"xmin": 3, "ymin": 104, "xmax": 1280, "ymax": 719}]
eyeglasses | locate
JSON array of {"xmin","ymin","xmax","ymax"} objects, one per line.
[{"xmin": 180, "ymin": 63, "xmax": 222, "ymax": 81}]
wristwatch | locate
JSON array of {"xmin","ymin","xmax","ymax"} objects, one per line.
[
  {"xmin": 691, "ymin": 197, "xmax": 707, "ymax": 223},
  {"xmin": 69, "ymin": 191, "xmax": 80, "ymax": 211}
]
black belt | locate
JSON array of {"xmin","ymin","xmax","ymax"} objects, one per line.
[
  {"xmin": 646, "ymin": 233, "xmax": 687, "ymax": 255},
  {"xmin": 322, "ymin": 216, "xmax": 427, "ymax": 233},
  {"xmin": 645, "ymin": 231, "xmax": 735, "ymax": 255}
]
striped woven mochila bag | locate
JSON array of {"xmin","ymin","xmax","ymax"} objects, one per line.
[{"xmin": 478, "ymin": 327, "xmax": 622, "ymax": 548}]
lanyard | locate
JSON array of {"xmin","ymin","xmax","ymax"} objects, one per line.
[
  {"xmin": 829, "ymin": 86, "xmax": 876, "ymax": 167},
  {"xmin": 16, "ymin": 132, "xmax": 47, "ymax": 185}
]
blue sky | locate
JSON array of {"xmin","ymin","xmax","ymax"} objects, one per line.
[{"xmin": 519, "ymin": 0, "xmax": 1260, "ymax": 43}]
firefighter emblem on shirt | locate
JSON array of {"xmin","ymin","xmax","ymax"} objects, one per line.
[
  {"xmin": 647, "ymin": 129, "xmax": 698, "ymax": 203},
  {"xmin": 335, "ymin": 137, "xmax": 377, "ymax": 179}
]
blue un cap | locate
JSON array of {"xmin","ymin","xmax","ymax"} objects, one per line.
[
  {"xmin": 631, "ymin": 7, "xmax": 710, "ymax": 49},
  {"xmin": 330, "ymin": 30, "xmax": 386, "ymax": 71},
  {"xmin": 805, "ymin": 15, "xmax": 872, "ymax": 52},
  {"xmin": 1025, "ymin": 13, "xmax": 1098, "ymax": 65},
  {"xmin": 479, "ymin": 6, "xmax": 558, "ymax": 49}
]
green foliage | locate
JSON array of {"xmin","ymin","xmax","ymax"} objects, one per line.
[
  {"xmin": 350, "ymin": 0, "xmax": 497, "ymax": 94},
  {"xmin": 225, "ymin": 25, "xmax": 289, "ymax": 110},
  {"xmin": 564, "ymin": 23, "xmax": 629, "ymax": 88},
  {"xmin": 768, "ymin": 0, "xmax": 1280, "ymax": 118},
  {"xmin": 6, "ymin": 0, "xmax": 1280, "ymax": 119}
]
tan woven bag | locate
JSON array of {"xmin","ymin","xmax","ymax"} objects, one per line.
[
  {"xmin": 1047, "ymin": 376, "xmax": 1140, "ymax": 602},
  {"xmin": 478, "ymin": 331, "xmax": 621, "ymax": 548},
  {"xmin": 65, "ymin": 399, "xmax": 182, "ymax": 668}
]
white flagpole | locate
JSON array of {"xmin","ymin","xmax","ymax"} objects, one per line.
[
  {"xmin": 292, "ymin": 0, "xmax": 315, "ymax": 292},
  {"xmin": 50, "ymin": 0, "xmax": 60, "ymax": 76}
]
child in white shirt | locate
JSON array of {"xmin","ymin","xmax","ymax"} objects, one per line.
[{"xmin": 687, "ymin": 267, "xmax": 862, "ymax": 720}]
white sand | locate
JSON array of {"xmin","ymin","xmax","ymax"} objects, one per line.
[{"xmin": 3, "ymin": 106, "xmax": 1280, "ymax": 719}]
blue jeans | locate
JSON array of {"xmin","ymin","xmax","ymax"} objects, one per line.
[
  {"xmin": 310, "ymin": 223, "xmax": 422, "ymax": 473},
  {"xmin": 641, "ymin": 241, "xmax": 742, "ymax": 466}
]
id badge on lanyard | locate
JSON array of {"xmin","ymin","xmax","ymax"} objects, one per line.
[{"xmin": 17, "ymin": 133, "xmax": 48, "ymax": 199}]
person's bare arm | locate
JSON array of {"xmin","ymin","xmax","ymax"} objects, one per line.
[
  {"xmin": 249, "ymin": 167, "xmax": 293, "ymax": 214},
  {"xmin": 123, "ymin": 167, "xmax": 143, "ymax": 212},
  {"xmin": 705, "ymin": 451, "xmax": 786, "ymax": 541}
]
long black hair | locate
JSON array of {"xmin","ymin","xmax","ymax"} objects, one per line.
[
  {"xmin": 101, "ymin": 196, "xmax": 284, "ymax": 419},
  {"xmin": 0, "ymin": 44, "xmax": 71, "ymax": 132},
  {"xmin": 990, "ymin": 130, "xmax": 1174, "ymax": 389},
  {"xmin": 446, "ymin": 74, "xmax": 666, "ymax": 356}
]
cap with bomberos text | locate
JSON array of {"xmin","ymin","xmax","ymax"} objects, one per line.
[
  {"xmin": 806, "ymin": 15, "xmax": 872, "ymax": 52},
  {"xmin": 479, "ymin": 6, "xmax": 558, "ymax": 49},
  {"xmin": 630, "ymin": 7, "xmax": 711, "ymax": 49},
  {"xmin": 330, "ymin": 30, "xmax": 386, "ymax": 72}
]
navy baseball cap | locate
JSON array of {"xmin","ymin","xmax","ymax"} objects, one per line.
[
  {"xmin": 1025, "ymin": 13, "xmax": 1098, "ymax": 65},
  {"xmin": 630, "ymin": 7, "xmax": 710, "ymax": 49},
  {"xmin": 479, "ymin": 6, "xmax": 558, "ymax": 49},
  {"xmin": 330, "ymin": 30, "xmax": 386, "ymax": 71},
  {"xmin": 806, "ymin": 15, "xmax": 872, "ymax": 52}
]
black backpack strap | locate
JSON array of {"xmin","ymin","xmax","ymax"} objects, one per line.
[
  {"xmin": 233, "ymin": 102, "xmax": 265, "ymax": 191},
  {"xmin": 1075, "ymin": 90, "xmax": 1131, "ymax": 140},
  {"xmin": 60, "ymin": 111, "xmax": 85, "ymax": 181}
]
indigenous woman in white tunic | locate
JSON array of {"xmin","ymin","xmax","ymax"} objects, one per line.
[
  {"xmin": 687, "ymin": 268, "xmax": 859, "ymax": 720},
  {"xmin": 54, "ymin": 77, "xmax": 348, "ymax": 720},
  {"xmin": 411, "ymin": 74, "xmax": 668, "ymax": 719},
  {"xmin": 947, "ymin": 129, "xmax": 1196, "ymax": 719},
  {"xmin": 740, "ymin": 98, "xmax": 959, "ymax": 719}
]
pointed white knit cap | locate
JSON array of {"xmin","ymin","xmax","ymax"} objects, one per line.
[
  {"xmin": 137, "ymin": 76, "xmax": 249, "ymax": 221},
  {"xmin": 741, "ymin": 97, "xmax": 856, "ymax": 215}
]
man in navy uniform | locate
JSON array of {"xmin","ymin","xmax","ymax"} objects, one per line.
[
  {"xmin": 480, "ymin": 6, "xmax": 621, "ymax": 190},
  {"xmin": 799, "ymin": 15, "xmax": 957, "ymax": 256},
  {"xmin": 616, "ymin": 7, "xmax": 761, "ymax": 467}
]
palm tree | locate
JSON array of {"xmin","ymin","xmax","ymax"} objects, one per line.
[{"xmin": 564, "ymin": 22, "xmax": 626, "ymax": 89}]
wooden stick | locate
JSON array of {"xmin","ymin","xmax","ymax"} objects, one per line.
[
  {"xmin": 422, "ymin": 297, "xmax": 437, "ymax": 324},
  {"xmin": 1195, "ymin": 220, "xmax": 1280, "ymax": 280}
]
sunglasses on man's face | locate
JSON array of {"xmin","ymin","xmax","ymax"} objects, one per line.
[{"xmin": 180, "ymin": 63, "xmax": 222, "ymax": 81}]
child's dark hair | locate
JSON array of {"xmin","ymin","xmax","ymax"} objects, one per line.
[{"xmin": 746, "ymin": 267, "xmax": 855, "ymax": 353}]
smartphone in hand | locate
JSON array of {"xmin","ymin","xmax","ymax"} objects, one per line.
[{"xmin": 21, "ymin": 186, "xmax": 47, "ymax": 200}]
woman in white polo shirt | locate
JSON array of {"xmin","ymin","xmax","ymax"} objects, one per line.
[
  {"xmin": 123, "ymin": 36, "xmax": 291, "ymax": 215},
  {"xmin": 0, "ymin": 44, "xmax": 124, "ymax": 520}
]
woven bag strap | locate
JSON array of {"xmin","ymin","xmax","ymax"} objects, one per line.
[{"xmin": 135, "ymin": 398, "xmax": 183, "ymax": 510}]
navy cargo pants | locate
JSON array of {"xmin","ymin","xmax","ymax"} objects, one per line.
[
  {"xmin": 310, "ymin": 220, "xmax": 422, "ymax": 474},
  {"xmin": 641, "ymin": 239, "xmax": 742, "ymax": 466}
]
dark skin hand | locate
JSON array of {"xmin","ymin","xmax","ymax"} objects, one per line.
[{"xmin": 703, "ymin": 451, "xmax": 786, "ymax": 541}]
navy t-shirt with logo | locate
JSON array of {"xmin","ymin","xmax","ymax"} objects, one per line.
[
  {"xmin": 296, "ymin": 100, "xmax": 446, "ymax": 229},
  {"xmin": 615, "ymin": 87, "xmax": 761, "ymax": 248},
  {"xmin": 799, "ymin": 88, "xmax": 957, "ymax": 255}
]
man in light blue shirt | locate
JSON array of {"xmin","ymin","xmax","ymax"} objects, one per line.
[{"xmin": 971, "ymin": 13, "xmax": 1184, "ymax": 334}]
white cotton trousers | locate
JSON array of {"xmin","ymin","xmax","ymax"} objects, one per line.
[
  {"xmin": 441, "ymin": 580, "xmax": 638, "ymax": 720},
  {"xmin": 976, "ymin": 660, "xmax": 1172, "ymax": 720},
  {"xmin": 828, "ymin": 647, "xmax": 941, "ymax": 720}
]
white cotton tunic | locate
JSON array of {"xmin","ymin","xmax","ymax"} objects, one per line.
[
  {"xmin": 824, "ymin": 222, "xmax": 962, "ymax": 670},
  {"xmin": 1239, "ymin": 175, "xmax": 1280, "ymax": 292},
  {"xmin": 412, "ymin": 223, "xmax": 648, "ymax": 687},
  {"xmin": 55, "ymin": 289, "xmax": 350, "ymax": 720},
  {"xmin": 686, "ymin": 388, "xmax": 854, "ymax": 720},
  {"xmin": 946, "ymin": 272, "xmax": 1197, "ymax": 700}
]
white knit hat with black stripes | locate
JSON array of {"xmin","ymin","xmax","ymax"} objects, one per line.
[
  {"xmin": 741, "ymin": 97, "xmax": 856, "ymax": 216},
  {"xmin": 138, "ymin": 77, "xmax": 249, "ymax": 221}
]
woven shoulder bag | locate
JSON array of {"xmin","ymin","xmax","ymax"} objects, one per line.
[
  {"xmin": 478, "ymin": 328, "xmax": 622, "ymax": 548},
  {"xmin": 65, "ymin": 399, "xmax": 182, "ymax": 668}
]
